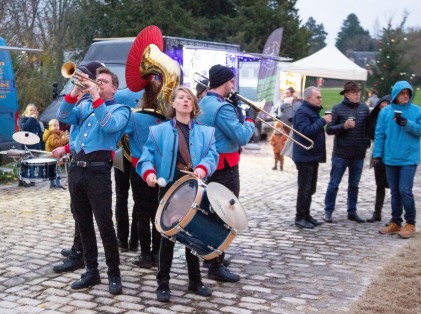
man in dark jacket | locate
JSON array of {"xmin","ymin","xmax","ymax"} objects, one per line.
[
  {"xmin": 323, "ymin": 81, "xmax": 370, "ymax": 223},
  {"xmin": 292, "ymin": 86, "xmax": 331, "ymax": 229}
]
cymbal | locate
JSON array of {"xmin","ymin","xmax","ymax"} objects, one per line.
[
  {"xmin": 13, "ymin": 131, "xmax": 40, "ymax": 145},
  {"xmin": 7, "ymin": 149, "xmax": 27, "ymax": 157},
  {"xmin": 207, "ymin": 182, "xmax": 248, "ymax": 231}
]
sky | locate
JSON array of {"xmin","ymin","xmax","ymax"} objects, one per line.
[{"xmin": 295, "ymin": 0, "xmax": 421, "ymax": 45}]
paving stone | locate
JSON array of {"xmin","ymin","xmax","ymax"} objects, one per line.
[{"xmin": 0, "ymin": 138, "xmax": 420, "ymax": 313}]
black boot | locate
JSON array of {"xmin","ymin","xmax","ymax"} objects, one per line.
[
  {"xmin": 367, "ymin": 186, "xmax": 384, "ymax": 223},
  {"xmin": 53, "ymin": 252, "xmax": 84, "ymax": 273},
  {"xmin": 71, "ymin": 269, "xmax": 101, "ymax": 290}
]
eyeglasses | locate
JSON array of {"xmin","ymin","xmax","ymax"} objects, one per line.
[{"xmin": 96, "ymin": 78, "xmax": 111, "ymax": 85}]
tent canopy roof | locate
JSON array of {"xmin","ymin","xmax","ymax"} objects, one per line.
[{"xmin": 287, "ymin": 45, "xmax": 368, "ymax": 81}]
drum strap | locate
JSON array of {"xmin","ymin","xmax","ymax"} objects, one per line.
[{"xmin": 176, "ymin": 125, "xmax": 192, "ymax": 170}]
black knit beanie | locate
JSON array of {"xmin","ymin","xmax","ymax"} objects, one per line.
[
  {"xmin": 209, "ymin": 65, "xmax": 234, "ymax": 89},
  {"xmin": 78, "ymin": 61, "xmax": 105, "ymax": 80}
]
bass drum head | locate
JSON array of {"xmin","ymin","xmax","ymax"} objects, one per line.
[
  {"xmin": 207, "ymin": 182, "xmax": 248, "ymax": 231},
  {"xmin": 159, "ymin": 177, "xmax": 199, "ymax": 232}
]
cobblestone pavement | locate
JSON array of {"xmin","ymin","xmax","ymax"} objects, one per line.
[{"xmin": 0, "ymin": 137, "xmax": 420, "ymax": 313}]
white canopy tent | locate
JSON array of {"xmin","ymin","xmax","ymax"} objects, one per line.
[{"xmin": 287, "ymin": 45, "xmax": 368, "ymax": 81}]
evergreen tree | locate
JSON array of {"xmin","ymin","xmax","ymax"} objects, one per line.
[
  {"xmin": 371, "ymin": 17, "xmax": 414, "ymax": 96},
  {"xmin": 336, "ymin": 13, "xmax": 375, "ymax": 55},
  {"xmin": 305, "ymin": 17, "xmax": 327, "ymax": 54}
]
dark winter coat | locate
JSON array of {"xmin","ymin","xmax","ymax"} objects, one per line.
[
  {"xmin": 292, "ymin": 101, "xmax": 327, "ymax": 163},
  {"xmin": 326, "ymin": 98, "xmax": 370, "ymax": 159}
]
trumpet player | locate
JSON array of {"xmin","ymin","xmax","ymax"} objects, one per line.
[
  {"xmin": 197, "ymin": 64, "xmax": 257, "ymax": 282},
  {"xmin": 57, "ymin": 66, "xmax": 131, "ymax": 295}
]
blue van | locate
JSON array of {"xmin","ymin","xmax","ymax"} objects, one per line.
[{"xmin": 0, "ymin": 37, "xmax": 19, "ymax": 158}]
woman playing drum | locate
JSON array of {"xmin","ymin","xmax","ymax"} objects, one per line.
[{"xmin": 137, "ymin": 86, "xmax": 218, "ymax": 302}]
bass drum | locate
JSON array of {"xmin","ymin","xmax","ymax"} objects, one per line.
[{"xmin": 155, "ymin": 175, "xmax": 248, "ymax": 260}]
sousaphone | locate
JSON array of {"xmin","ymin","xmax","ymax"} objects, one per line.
[{"xmin": 114, "ymin": 25, "xmax": 180, "ymax": 171}]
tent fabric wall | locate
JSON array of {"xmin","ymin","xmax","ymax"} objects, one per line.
[{"xmin": 287, "ymin": 45, "xmax": 368, "ymax": 81}]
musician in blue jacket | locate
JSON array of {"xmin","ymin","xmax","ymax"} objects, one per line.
[
  {"xmin": 137, "ymin": 86, "xmax": 218, "ymax": 302},
  {"xmin": 125, "ymin": 80, "xmax": 166, "ymax": 269},
  {"xmin": 57, "ymin": 67, "xmax": 131, "ymax": 295},
  {"xmin": 197, "ymin": 64, "xmax": 257, "ymax": 282}
]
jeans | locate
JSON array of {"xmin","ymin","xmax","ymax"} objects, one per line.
[
  {"xmin": 385, "ymin": 165, "xmax": 417, "ymax": 225},
  {"xmin": 295, "ymin": 162, "xmax": 319, "ymax": 220},
  {"xmin": 324, "ymin": 156, "xmax": 364, "ymax": 214}
]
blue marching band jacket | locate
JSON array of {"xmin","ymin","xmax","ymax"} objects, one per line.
[{"xmin": 136, "ymin": 118, "xmax": 219, "ymax": 185}]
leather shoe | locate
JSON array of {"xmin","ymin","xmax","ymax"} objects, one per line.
[
  {"xmin": 53, "ymin": 254, "xmax": 84, "ymax": 273},
  {"xmin": 308, "ymin": 217, "xmax": 323, "ymax": 226},
  {"xmin": 366, "ymin": 213, "xmax": 381, "ymax": 223},
  {"xmin": 71, "ymin": 269, "xmax": 101, "ymax": 290},
  {"xmin": 348, "ymin": 213, "xmax": 366, "ymax": 223},
  {"xmin": 60, "ymin": 248, "xmax": 72, "ymax": 257},
  {"xmin": 295, "ymin": 219, "xmax": 314, "ymax": 229},
  {"xmin": 156, "ymin": 283, "xmax": 171, "ymax": 302},
  {"xmin": 188, "ymin": 281, "xmax": 212, "ymax": 297},
  {"xmin": 208, "ymin": 265, "xmax": 240, "ymax": 282},
  {"xmin": 203, "ymin": 259, "xmax": 231, "ymax": 268},
  {"xmin": 108, "ymin": 275, "xmax": 123, "ymax": 295}
]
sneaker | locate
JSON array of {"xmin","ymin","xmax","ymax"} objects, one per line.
[
  {"xmin": 323, "ymin": 212, "xmax": 333, "ymax": 223},
  {"xmin": 203, "ymin": 259, "xmax": 231, "ymax": 268},
  {"xmin": 398, "ymin": 223, "xmax": 416, "ymax": 239},
  {"xmin": 71, "ymin": 269, "xmax": 101, "ymax": 290},
  {"xmin": 188, "ymin": 280, "xmax": 212, "ymax": 297},
  {"xmin": 156, "ymin": 283, "xmax": 171, "ymax": 302},
  {"xmin": 379, "ymin": 222, "xmax": 401, "ymax": 235},
  {"xmin": 208, "ymin": 265, "xmax": 240, "ymax": 282},
  {"xmin": 108, "ymin": 275, "xmax": 123, "ymax": 295},
  {"xmin": 132, "ymin": 253, "xmax": 153, "ymax": 269},
  {"xmin": 53, "ymin": 254, "xmax": 84, "ymax": 273}
]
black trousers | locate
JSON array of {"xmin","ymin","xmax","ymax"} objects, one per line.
[
  {"xmin": 114, "ymin": 157, "xmax": 138, "ymax": 246},
  {"xmin": 68, "ymin": 164, "xmax": 120, "ymax": 276},
  {"xmin": 130, "ymin": 167, "xmax": 161, "ymax": 255},
  {"xmin": 295, "ymin": 162, "xmax": 319, "ymax": 221},
  {"xmin": 156, "ymin": 169, "xmax": 201, "ymax": 285},
  {"xmin": 207, "ymin": 163, "xmax": 240, "ymax": 266},
  {"xmin": 70, "ymin": 200, "xmax": 83, "ymax": 253}
]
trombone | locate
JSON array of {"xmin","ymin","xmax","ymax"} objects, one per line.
[
  {"xmin": 61, "ymin": 61, "xmax": 99, "ymax": 90},
  {"xmin": 193, "ymin": 72, "xmax": 314, "ymax": 151}
]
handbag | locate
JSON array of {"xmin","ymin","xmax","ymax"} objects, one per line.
[{"xmin": 281, "ymin": 136, "xmax": 293, "ymax": 159}]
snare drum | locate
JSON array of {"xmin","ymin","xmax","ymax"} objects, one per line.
[
  {"xmin": 155, "ymin": 175, "xmax": 248, "ymax": 260},
  {"xmin": 20, "ymin": 158, "xmax": 57, "ymax": 181}
]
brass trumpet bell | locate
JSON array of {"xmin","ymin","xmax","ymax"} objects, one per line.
[{"xmin": 61, "ymin": 61, "xmax": 99, "ymax": 90}]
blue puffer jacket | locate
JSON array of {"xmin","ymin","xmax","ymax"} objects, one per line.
[
  {"xmin": 137, "ymin": 118, "xmax": 218, "ymax": 185},
  {"xmin": 292, "ymin": 101, "xmax": 327, "ymax": 163},
  {"xmin": 373, "ymin": 81, "xmax": 421, "ymax": 166}
]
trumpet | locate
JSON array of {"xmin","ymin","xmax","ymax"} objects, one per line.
[
  {"xmin": 61, "ymin": 61, "xmax": 99, "ymax": 90},
  {"xmin": 193, "ymin": 73, "xmax": 314, "ymax": 150}
]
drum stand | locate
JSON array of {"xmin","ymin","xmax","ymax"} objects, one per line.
[{"xmin": 16, "ymin": 145, "xmax": 34, "ymax": 185}]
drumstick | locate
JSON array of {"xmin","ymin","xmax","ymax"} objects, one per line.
[{"xmin": 153, "ymin": 177, "xmax": 166, "ymax": 187}]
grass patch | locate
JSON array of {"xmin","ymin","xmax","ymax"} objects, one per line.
[
  {"xmin": 320, "ymin": 88, "xmax": 421, "ymax": 115},
  {"xmin": 0, "ymin": 163, "xmax": 18, "ymax": 184}
]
